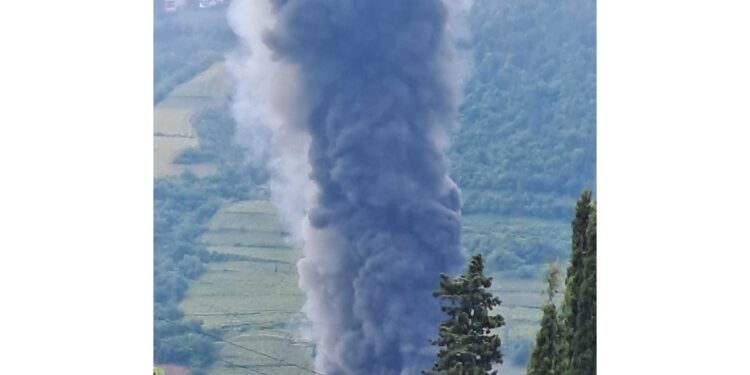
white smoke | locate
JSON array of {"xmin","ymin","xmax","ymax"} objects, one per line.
[{"xmin": 226, "ymin": 0, "xmax": 314, "ymax": 243}]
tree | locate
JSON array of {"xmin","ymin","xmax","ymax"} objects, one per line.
[
  {"xmin": 427, "ymin": 254, "xmax": 505, "ymax": 375},
  {"xmin": 559, "ymin": 190, "xmax": 596, "ymax": 375},
  {"xmin": 527, "ymin": 264, "xmax": 562, "ymax": 375},
  {"xmin": 571, "ymin": 204, "xmax": 596, "ymax": 374}
]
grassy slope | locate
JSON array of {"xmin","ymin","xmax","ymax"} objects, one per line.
[
  {"xmin": 154, "ymin": 63, "xmax": 228, "ymax": 177},
  {"xmin": 179, "ymin": 201, "xmax": 314, "ymax": 375}
]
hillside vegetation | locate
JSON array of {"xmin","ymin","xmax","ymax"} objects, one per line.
[
  {"xmin": 154, "ymin": 98, "xmax": 263, "ymax": 372},
  {"xmin": 154, "ymin": 4, "xmax": 236, "ymax": 104},
  {"xmin": 451, "ymin": 0, "xmax": 596, "ymax": 219},
  {"xmin": 154, "ymin": 63, "xmax": 230, "ymax": 177}
]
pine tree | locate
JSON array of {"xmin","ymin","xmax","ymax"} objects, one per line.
[
  {"xmin": 527, "ymin": 265, "xmax": 562, "ymax": 375},
  {"xmin": 559, "ymin": 190, "xmax": 596, "ymax": 375},
  {"xmin": 427, "ymin": 254, "xmax": 505, "ymax": 375}
]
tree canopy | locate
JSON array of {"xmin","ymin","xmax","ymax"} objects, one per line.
[
  {"xmin": 427, "ymin": 254, "xmax": 505, "ymax": 375},
  {"xmin": 450, "ymin": 0, "xmax": 596, "ymax": 219},
  {"xmin": 527, "ymin": 264, "xmax": 563, "ymax": 375},
  {"xmin": 527, "ymin": 190, "xmax": 596, "ymax": 375}
]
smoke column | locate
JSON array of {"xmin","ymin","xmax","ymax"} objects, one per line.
[{"xmin": 229, "ymin": 1, "xmax": 470, "ymax": 373}]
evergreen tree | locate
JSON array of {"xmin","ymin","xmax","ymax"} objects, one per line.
[
  {"xmin": 527, "ymin": 265, "xmax": 562, "ymax": 375},
  {"xmin": 571, "ymin": 205, "xmax": 596, "ymax": 374},
  {"xmin": 559, "ymin": 190, "xmax": 596, "ymax": 375},
  {"xmin": 427, "ymin": 254, "xmax": 505, "ymax": 375}
]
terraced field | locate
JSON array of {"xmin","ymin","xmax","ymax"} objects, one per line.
[
  {"xmin": 178, "ymin": 198, "xmax": 559, "ymax": 375},
  {"xmin": 158, "ymin": 64, "xmax": 571, "ymax": 375},
  {"xmin": 179, "ymin": 200, "xmax": 315, "ymax": 375},
  {"xmin": 154, "ymin": 63, "xmax": 229, "ymax": 177}
]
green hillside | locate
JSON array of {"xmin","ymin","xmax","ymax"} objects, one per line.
[
  {"xmin": 154, "ymin": 4, "xmax": 236, "ymax": 105},
  {"xmin": 154, "ymin": 63, "xmax": 229, "ymax": 177},
  {"xmin": 450, "ymin": 0, "xmax": 596, "ymax": 219}
]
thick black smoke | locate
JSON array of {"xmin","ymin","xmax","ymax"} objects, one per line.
[{"xmin": 231, "ymin": 1, "xmax": 467, "ymax": 374}]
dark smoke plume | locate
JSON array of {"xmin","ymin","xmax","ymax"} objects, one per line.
[{"xmin": 229, "ymin": 1, "xmax": 470, "ymax": 374}]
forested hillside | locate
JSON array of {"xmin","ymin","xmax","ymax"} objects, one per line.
[
  {"xmin": 154, "ymin": 3, "xmax": 235, "ymax": 104},
  {"xmin": 450, "ymin": 0, "xmax": 596, "ymax": 219},
  {"xmin": 449, "ymin": 2, "xmax": 596, "ymax": 370}
]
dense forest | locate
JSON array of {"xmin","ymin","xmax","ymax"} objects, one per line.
[
  {"xmin": 450, "ymin": 0, "xmax": 596, "ymax": 219},
  {"xmin": 154, "ymin": 3, "xmax": 235, "ymax": 104}
]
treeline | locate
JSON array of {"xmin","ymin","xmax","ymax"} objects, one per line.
[
  {"xmin": 424, "ymin": 190, "xmax": 596, "ymax": 374},
  {"xmin": 153, "ymin": 173, "xmax": 222, "ymax": 371},
  {"xmin": 462, "ymin": 214, "xmax": 569, "ymax": 278},
  {"xmin": 450, "ymin": 0, "xmax": 596, "ymax": 219},
  {"xmin": 154, "ymin": 107, "xmax": 266, "ymax": 371},
  {"xmin": 461, "ymin": 189, "xmax": 575, "ymax": 220},
  {"xmin": 528, "ymin": 191, "xmax": 597, "ymax": 375},
  {"xmin": 154, "ymin": 4, "xmax": 236, "ymax": 104}
]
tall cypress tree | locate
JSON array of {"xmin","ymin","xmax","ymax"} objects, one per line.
[
  {"xmin": 427, "ymin": 254, "xmax": 505, "ymax": 375},
  {"xmin": 527, "ymin": 265, "xmax": 562, "ymax": 375},
  {"xmin": 560, "ymin": 190, "xmax": 596, "ymax": 375},
  {"xmin": 571, "ymin": 205, "xmax": 596, "ymax": 374}
]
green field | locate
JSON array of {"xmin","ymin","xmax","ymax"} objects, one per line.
[
  {"xmin": 154, "ymin": 63, "xmax": 228, "ymax": 177},
  {"xmin": 179, "ymin": 200, "xmax": 315, "ymax": 375},
  {"xmin": 175, "ymin": 198, "xmax": 560, "ymax": 374}
]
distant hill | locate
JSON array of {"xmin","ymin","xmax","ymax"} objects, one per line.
[
  {"xmin": 154, "ymin": 5, "xmax": 236, "ymax": 104},
  {"xmin": 450, "ymin": 0, "xmax": 596, "ymax": 220}
]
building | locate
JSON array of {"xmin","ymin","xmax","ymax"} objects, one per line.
[
  {"xmin": 163, "ymin": 0, "xmax": 186, "ymax": 12},
  {"xmin": 199, "ymin": 0, "xmax": 224, "ymax": 9}
]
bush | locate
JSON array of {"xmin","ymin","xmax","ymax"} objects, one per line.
[{"xmin": 178, "ymin": 255, "xmax": 205, "ymax": 279}]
